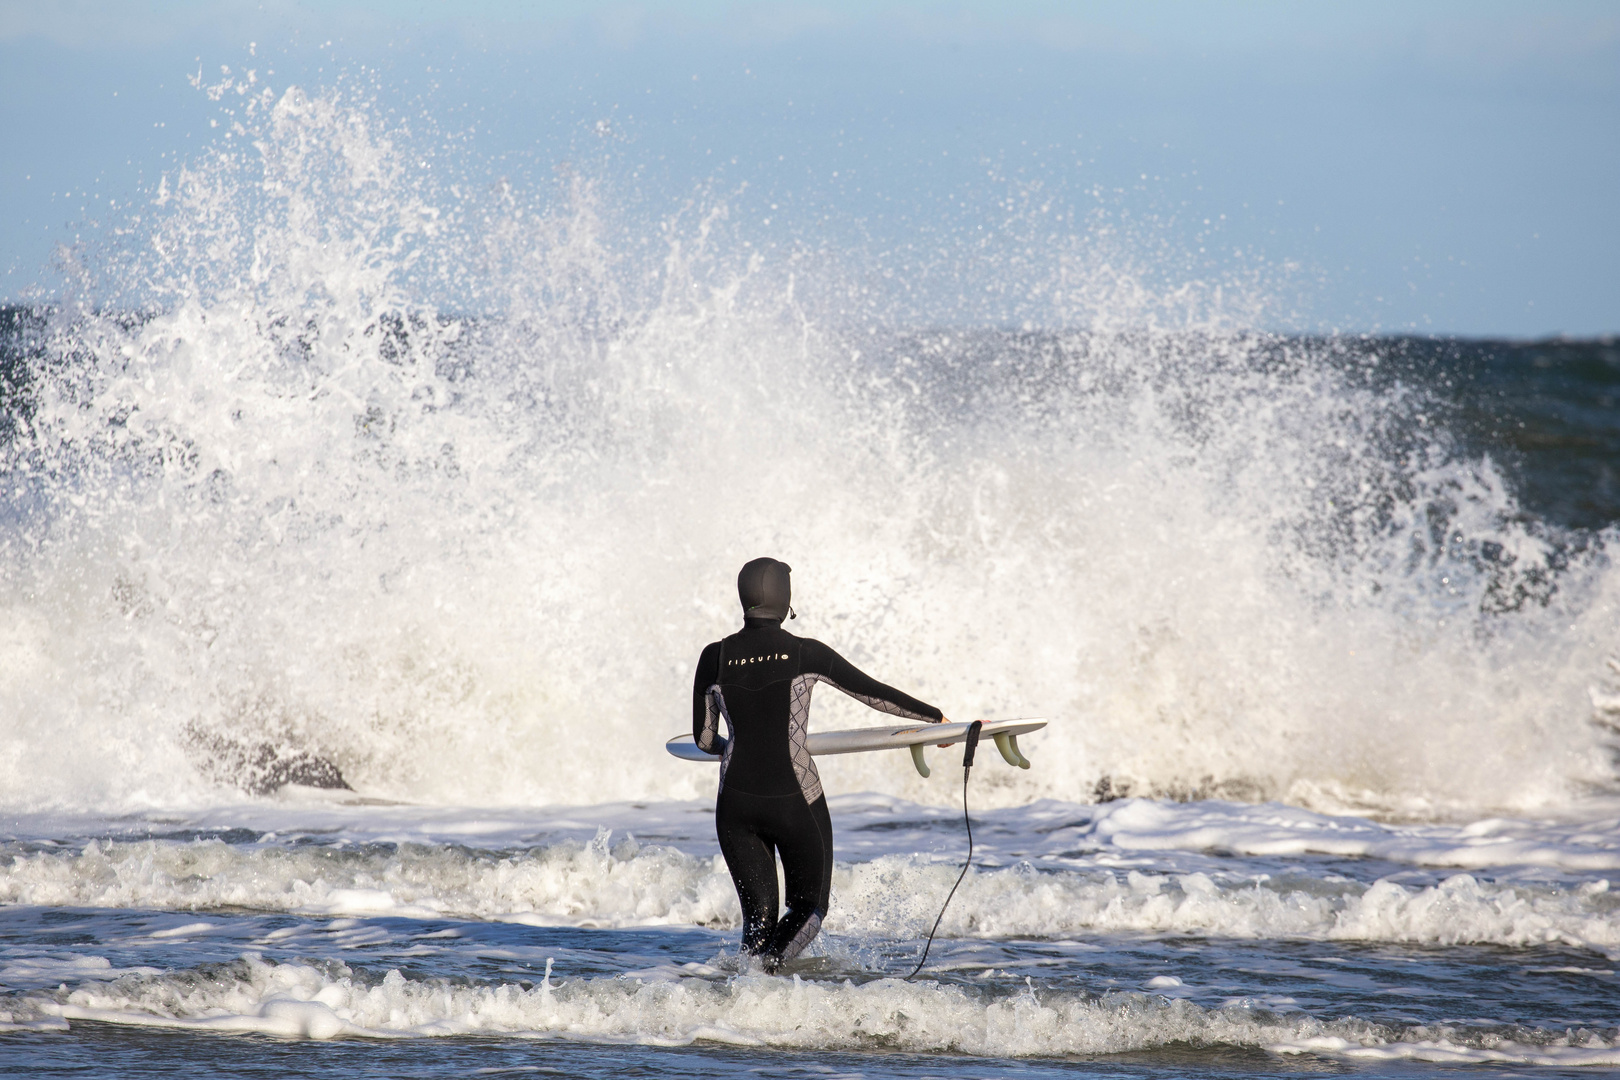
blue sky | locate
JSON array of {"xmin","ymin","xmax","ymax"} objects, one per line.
[{"xmin": 1, "ymin": 1, "xmax": 1615, "ymax": 335}]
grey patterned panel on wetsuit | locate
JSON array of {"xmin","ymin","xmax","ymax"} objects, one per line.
[
  {"xmin": 787, "ymin": 674, "xmax": 826, "ymax": 804},
  {"xmin": 836, "ymin": 687, "xmax": 936, "ymax": 719},
  {"xmin": 701, "ymin": 685, "xmax": 735, "ymax": 787},
  {"xmin": 777, "ymin": 912, "xmax": 822, "ymax": 966}
]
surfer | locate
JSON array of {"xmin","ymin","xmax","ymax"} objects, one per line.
[{"xmin": 692, "ymin": 557, "xmax": 948, "ymax": 972}]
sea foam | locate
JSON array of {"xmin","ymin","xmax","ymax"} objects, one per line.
[
  {"xmin": 6, "ymin": 953, "xmax": 1615, "ymax": 1065},
  {"xmin": 2, "ymin": 830, "xmax": 1616, "ymax": 954}
]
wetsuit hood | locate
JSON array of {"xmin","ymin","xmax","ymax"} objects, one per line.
[{"xmin": 738, "ymin": 557, "xmax": 792, "ymax": 622}]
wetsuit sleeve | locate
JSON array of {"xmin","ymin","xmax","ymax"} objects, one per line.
[
  {"xmin": 692, "ymin": 641, "xmax": 728, "ymax": 753},
  {"xmin": 800, "ymin": 639, "xmax": 944, "ymax": 723}
]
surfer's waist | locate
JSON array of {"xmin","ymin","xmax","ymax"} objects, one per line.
[
  {"xmin": 717, "ymin": 784, "xmax": 808, "ymax": 801},
  {"xmin": 719, "ymin": 751, "xmax": 812, "ymax": 797}
]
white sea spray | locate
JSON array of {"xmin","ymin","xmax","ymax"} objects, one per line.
[{"xmin": 0, "ymin": 79, "xmax": 1616, "ymax": 817}]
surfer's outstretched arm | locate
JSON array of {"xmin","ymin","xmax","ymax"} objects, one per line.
[
  {"xmin": 799, "ymin": 639, "xmax": 944, "ymax": 724},
  {"xmin": 691, "ymin": 641, "xmax": 728, "ymax": 754}
]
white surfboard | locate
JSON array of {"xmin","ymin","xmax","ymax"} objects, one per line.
[{"xmin": 666, "ymin": 718, "xmax": 1046, "ymax": 778}]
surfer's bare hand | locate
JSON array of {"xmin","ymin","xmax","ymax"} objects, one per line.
[{"xmin": 937, "ymin": 716, "xmax": 952, "ymax": 747}]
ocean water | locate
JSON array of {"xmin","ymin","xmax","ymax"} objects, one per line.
[{"xmin": 2, "ymin": 81, "xmax": 1619, "ymax": 1077}]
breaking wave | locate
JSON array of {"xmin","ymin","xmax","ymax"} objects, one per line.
[
  {"xmin": 1, "ymin": 78, "xmax": 1616, "ymax": 817},
  {"xmin": 3, "ymin": 830, "xmax": 1617, "ymax": 954},
  {"xmin": 1, "ymin": 953, "xmax": 1616, "ymax": 1065}
]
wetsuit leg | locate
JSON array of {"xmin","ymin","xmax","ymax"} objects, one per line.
[
  {"xmin": 760, "ymin": 794, "xmax": 832, "ymax": 971},
  {"xmin": 812, "ymin": 794, "xmax": 833, "ymax": 914},
  {"xmin": 715, "ymin": 787, "xmax": 779, "ymax": 955},
  {"xmin": 715, "ymin": 789, "xmax": 833, "ymax": 970}
]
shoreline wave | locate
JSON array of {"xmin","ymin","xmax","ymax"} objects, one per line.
[
  {"xmin": 2, "ymin": 828, "xmax": 1616, "ymax": 954},
  {"xmin": 3, "ymin": 954, "xmax": 1615, "ymax": 1065}
]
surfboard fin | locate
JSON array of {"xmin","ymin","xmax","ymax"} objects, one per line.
[
  {"xmin": 909, "ymin": 743, "xmax": 931, "ymax": 778},
  {"xmin": 994, "ymin": 732, "xmax": 1031, "ymax": 769}
]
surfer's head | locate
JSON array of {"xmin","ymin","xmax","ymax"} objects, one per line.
[{"xmin": 738, "ymin": 557, "xmax": 793, "ymax": 622}]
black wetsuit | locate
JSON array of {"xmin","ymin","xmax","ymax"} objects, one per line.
[{"xmin": 692, "ymin": 617, "xmax": 943, "ymax": 969}]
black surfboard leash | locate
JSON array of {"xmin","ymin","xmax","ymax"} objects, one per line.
[{"xmin": 904, "ymin": 719, "xmax": 982, "ymax": 980}]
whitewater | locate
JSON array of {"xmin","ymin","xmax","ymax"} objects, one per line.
[{"xmin": 1, "ymin": 79, "xmax": 1618, "ymax": 1077}]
